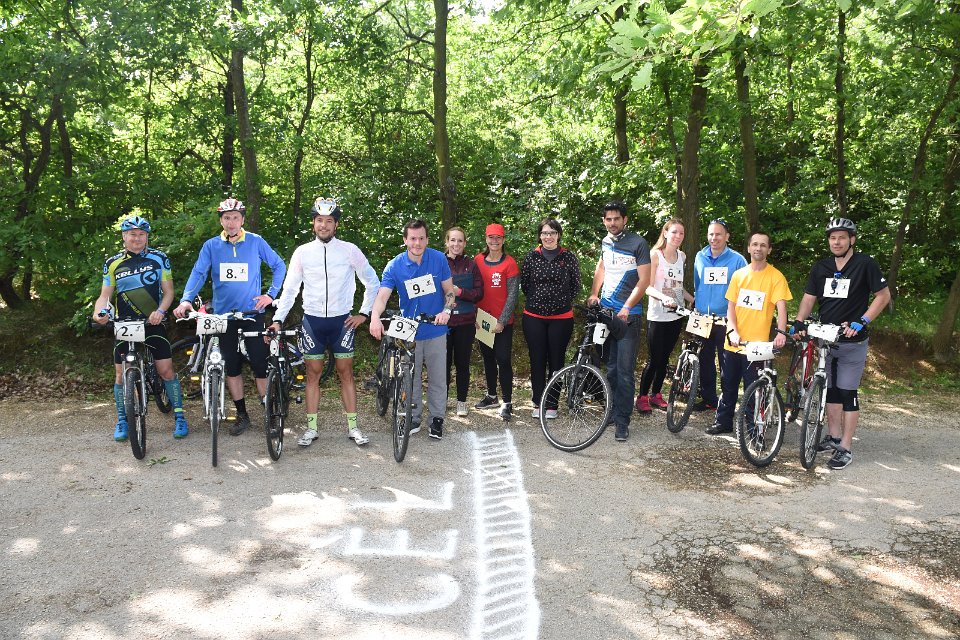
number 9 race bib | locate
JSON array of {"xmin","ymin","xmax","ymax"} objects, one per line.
[
  {"xmin": 403, "ymin": 274, "xmax": 436, "ymax": 299},
  {"xmin": 385, "ymin": 316, "xmax": 419, "ymax": 341}
]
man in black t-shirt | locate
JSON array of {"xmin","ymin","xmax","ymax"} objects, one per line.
[{"xmin": 794, "ymin": 218, "xmax": 891, "ymax": 470}]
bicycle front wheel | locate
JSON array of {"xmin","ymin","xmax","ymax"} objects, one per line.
[
  {"xmin": 124, "ymin": 367, "xmax": 147, "ymax": 460},
  {"xmin": 374, "ymin": 341, "xmax": 392, "ymax": 417},
  {"xmin": 540, "ymin": 363, "xmax": 611, "ymax": 452},
  {"xmin": 799, "ymin": 375, "xmax": 826, "ymax": 470},
  {"xmin": 392, "ymin": 364, "xmax": 414, "ymax": 462},
  {"xmin": 736, "ymin": 377, "xmax": 785, "ymax": 467},
  {"xmin": 265, "ymin": 368, "xmax": 285, "ymax": 461},
  {"xmin": 171, "ymin": 337, "xmax": 203, "ymax": 400},
  {"xmin": 208, "ymin": 368, "xmax": 222, "ymax": 468},
  {"xmin": 666, "ymin": 352, "xmax": 699, "ymax": 434}
]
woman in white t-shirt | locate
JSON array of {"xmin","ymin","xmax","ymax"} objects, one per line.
[{"xmin": 636, "ymin": 218, "xmax": 694, "ymax": 414}]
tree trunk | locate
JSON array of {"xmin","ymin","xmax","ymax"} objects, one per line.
[
  {"xmin": 614, "ymin": 83, "xmax": 630, "ymax": 164},
  {"xmin": 785, "ymin": 54, "xmax": 798, "ymax": 192},
  {"xmin": 433, "ymin": 0, "xmax": 457, "ymax": 229},
  {"xmin": 56, "ymin": 95, "xmax": 75, "ymax": 210},
  {"xmin": 144, "ymin": 68, "xmax": 152, "ymax": 163},
  {"xmin": 930, "ymin": 125, "xmax": 960, "ymax": 362},
  {"xmin": 660, "ymin": 75, "xmax": 682, "ymax": 217},
  {"xmin": 221, "ymin": 72, "xmax": 235, "ymax": 193},
  {"xmin": 230, "ymin": 0, "xmax": 261, "ymax": 231},
  {"xmin": 834, "ymin": 9, "xmax": 848, "ymax": 218},
  {"xmin": 888, "ymin": 61, "xmax": 960, "ymax": 305},
  {"xmin": 735, "ymin": 52, "xmax": 760, "ymax": 237},
  {"xmin": 293, "ymin": 25, "xmax": 316, "ymax": 218},
  {"xmin": 680, "ymin": 63, "xmax": 709, "ymax": 290}
]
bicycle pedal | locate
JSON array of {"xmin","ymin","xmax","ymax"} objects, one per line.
[{"xmin": 294, "ymin": 396, "xmax": 303, "ymax": 404}]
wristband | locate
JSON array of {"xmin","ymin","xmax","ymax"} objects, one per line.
[
  {"xmin": 157, "ymin": 308, "xmax": 167, "ymax": 316},
  {"xmin": 622, "ymin": 305, "xmax": 632, "ymax": 313},
  {"xmin": 860, "ymin": 315, "xmax": 871, "ymax": 325}
]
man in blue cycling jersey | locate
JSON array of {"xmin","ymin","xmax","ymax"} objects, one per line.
[
  {"xmin": 93, "ymin": 214, "xmax": 188, "ymax": 441},
  {"xmin": 174, "ymin": 198, "xmax": 287, "ymax": 435}
]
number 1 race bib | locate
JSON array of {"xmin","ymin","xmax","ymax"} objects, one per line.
[
  {"xmin": 592, "ymin": 323, "xmax": 610, "ymax": 345},
  {"xmin": 736, "ymin": 288, "xmax": 766, "ymax": 311},
  {"xmin": 823, "ymin": 278, "xmax": 850, "ymax": 299},
  {"xmin": 220, "ymin": 263, "xmax": 249, "ymax": 282},
  {"xmin": 385, "ymin": 316, "xmax": 419, "ymax": 341},
  {"xmin": 703, "ymin": 266, "xmax": 728, "ymax": 285},
  {"xmin": 403, "ymin": 274, "xmax": 436, "ymax": 299}
]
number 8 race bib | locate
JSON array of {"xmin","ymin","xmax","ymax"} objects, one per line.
[
  {"xmin": 736, "ymin": 288, "xmax": 766, "ymax": 311},
  {"xmin": 220, "ymin": 263, "xmax": 249, "ymax": 282}
]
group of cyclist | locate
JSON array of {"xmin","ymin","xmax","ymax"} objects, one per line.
[{"xmin": 94, "ymin": 196, "xmax": 889, "ymax": 470}]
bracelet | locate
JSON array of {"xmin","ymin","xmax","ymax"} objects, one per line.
[
  {"xmin": 443, "ymin": 308, "xmax": 453, "ymax": 314},
  {"xmin": 860, "ymin": 315, "xmax": 871, "ymax": 325},
  {"xmin": 157, "ymin": 308, "xmax": 167, "ymax": 315}
]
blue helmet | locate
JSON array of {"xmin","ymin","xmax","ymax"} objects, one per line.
[{"xmin": 120, "ymin": 215, "xmax": 151, "ymax": 233}]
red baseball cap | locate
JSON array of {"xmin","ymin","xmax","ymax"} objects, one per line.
[{"xmin": 485, "ymin": 223, "xmax": 506, "ymax": 237}]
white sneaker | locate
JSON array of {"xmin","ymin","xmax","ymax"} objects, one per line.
[
  {"xmin": 531, "ymin": 408, "xmax": 540, "ymax": 419},
  {"xmin": 545, "ymin": 409, "xmax": 558, "ymax": 419},
  {"xmin": 348, "ymin": 427, "xmax": 369, "ymax": 446},
  {"xmin": 298, "ymin": 428, "xmax": 320, "ymax": 447},
  {"xmin": 456, "ymin": 401, "xmax": 468, "ymax": 416}
]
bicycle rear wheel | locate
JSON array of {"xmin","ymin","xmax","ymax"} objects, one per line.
[
  {"xmin": 319, "ymin": 345, "xmax": 335, "ymax": 384},
  {"xmin": 540, "ymin": 363, "xmax": 611, "ymax": 452},
  {"xmin": 171, "ymin": 337, "xmax": 203, "ymax": 400},
  {"xmin": 736, "ymin": 377, "xmax": 784, "ymax": 467},
  {"xmin": 666, "ymin": 352, "xmax": 699, "ymax": 433},
  {"xmin": 392, "ymin": 364, "xmax": 414, "ymax": 462},
  {"xmin": 147, "ymin": 357, "xmax": 172, "ymax": 414},
  {"xmin": 265, "ymin": 368, "xmax": 285, "ymax": 461},
  {"xmin": 374, "ymin": 340, "xmax": 392, "ymax": 417},
  {"xmin": 124, "ymin": 367, "xmax": 147, "ymax": 460},
  {"xmin": 799, "ymin": 375, "xmax": 826, "ymax": 470},
  {"xmin": 208, "ymin": 369, "xmax": 222, "ymax": 467}
]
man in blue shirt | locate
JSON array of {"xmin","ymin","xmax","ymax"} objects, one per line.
[
  {"xmin": 692, "ymin": 219, "xmax": 747, "ymax": 422},
  {"xmin": 174, "ymin": 198, "xmax": 287, "ymax": 435},
  {"xmin": 369, "ymin": 219, "xmax": 455, "ymax": 439},
  {"xmin": 586, "ymin": 201, "xmax": 651, "ymax": 442}
]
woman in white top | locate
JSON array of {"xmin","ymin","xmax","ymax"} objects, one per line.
[{"xmin": 636, "ymin": 218, "xmax": 694, "ymax": 414}]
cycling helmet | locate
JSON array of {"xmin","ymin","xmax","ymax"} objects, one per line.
[
  {"xmin": 826, "ymin": 217, "xmax": 856, "ymax": 236},
  {"xmin": 120, "ymin": 215, "xmax": 151, "ymax": 233},
  {"xmin": 217, "ymin": 198, "xmax": 246, "ymax": 215},
  {"xmin": 310, "ymin": 197, "xmax": 342, "ymax": 222}
]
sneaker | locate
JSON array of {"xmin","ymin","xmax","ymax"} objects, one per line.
[
  {"xmin": 298, "ymin": 428, "xmax": 320, "ymax": 447},
  {"xmin": 827, "ymin": 446, "xmax": 853, "ymax": 470},
  {"xmin": 499, "ymin": 402, "xmax": 512, "ymax": 422},
  {"xmin": 173, "ymin": 415, "xmax": 189, "ymax": 439},
  {"xmin": 429, "ymin": 417, "xmax": 443, "ymax": 439},
  {"xmin": 817, "ymin": 435, "xmax": 841, "ymax": 452},
  {"xmin": 693, "ymin": 399, "xmax": 717, "ymax": 412},
  {"xmin": 409, "ymin": 423, "xmax": 421, "ymax": 435},
  {"xmin": 348, "ymin": 427, "xmax": 369, "ymax": 446},
  {"xmin": 635, "ymin": 395, "xmax": 652, "ymax": 414},
  {"xmin": 650, "ymin": 393, "xmax": 668, "ymax": 410},
  {"xmin": 475, "ymin": 395, "xmax": 499, "ymax": 409},
  {"xmin": 615, "ymin": 424, "xmax": 629, "ymax": 441},
  {"xmin": 456, "ymin": 401, "xmax": 468, "ymax": 417},
  {"xmin": 531, "ymin": 407, "xmax": 540, "ymax": 419},
  {"xmin": 229, "ymin": 412, "xmax": 251, "ymax": 436},
  {"xmin": 545, "ymin": 409, "xmax": 558, "ymax": 419},
  {"xmin": 705, "ymin": 422, "xmax": 733, "ymax": 435},
  {"xmin": 113, "ymin": 420, "xmax": 129, "ymax": 442}
]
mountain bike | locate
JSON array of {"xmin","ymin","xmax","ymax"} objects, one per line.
[
  {"xmin": 241, "ymin": 326, "xmax": 303, "ymax": 461},
  {"xmin": 372, "ymin": 310, "xmax": 401, "ymax": 417},
  {"xmin": 538, "ymin": 304, "xmax": 614, "ymax": 452},
  {"xmin": 783, "ymin": 329, "xmax": 816, "ymax": 423},
  {"xmin": 734, "ymin": 335, "xmax": 790, "ymax": 467},
  {"xmin": 798, "ymin": 321, "xmax": 842, "ymax": 470},
  {"xmin": 665, "ymin": 308, "xmax": 726, "ymax": 433}
]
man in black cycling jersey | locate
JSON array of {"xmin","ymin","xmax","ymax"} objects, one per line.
[
  {"xmin": 93, "ymin": 215, "xmax": 188, "ymax": 441},
  {"xmin": 793, "ymin": 217, "xmax": 890, "ymax": 470}
]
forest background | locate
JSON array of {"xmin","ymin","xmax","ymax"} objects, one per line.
[{"xmin": 2, "ymin": 0, "xmax": 960, "ymax": 365}]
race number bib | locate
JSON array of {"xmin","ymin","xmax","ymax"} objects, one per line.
[
  {"xmin": 736, "ymin": 288, "xmax": 766, "ymax": 311},
  {"xmin": 685, "ymin": 312, "xmax": 713, "ymax": 339},
  {"xmin": 220, "ymin": 263, "xmax": 249, "ymax": 282},
  {"xmin": 744, "ymin": 341, "xmax": 775, "ymax": 362},
  {"xmin": 592, "ymin": 323, "xmax": 610, "ymax": 345},
  {"xmin": 807, "ymin": 322, "xmax": 841, "ymax": 342},
  {"xmin": 663, "ymin": 265, "xmax": 682, "ymax": 281},
  {"xmin": 196, "ymin": 315, "xmax": 228, "ymax": 335},
  {"xmin": 611, "ymin": 253, "xmax": 637, "ymax": 268},
  {"xmin": 703, "ymin": 267, "xmax": 728, "ymax": 285},
  {"xmin": 403, "ymin": 274, "xmax": 436, "ymax": 299},
  {"xmin": 114, "ymin": 321, "xmax": 146, "ymax": 342},
  {"xmin": 385, "ymin": 316, "xmax": 419, "ymax": 341},
  {"xmin": 823, "ymin": 278, "xmax": 850, "ymax": 299}
]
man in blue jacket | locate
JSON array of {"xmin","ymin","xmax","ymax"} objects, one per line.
[{"xmin": 174, "ymin": 198, "xmax": 287, "ymax": 435}]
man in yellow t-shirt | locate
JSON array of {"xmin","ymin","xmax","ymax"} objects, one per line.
[{"xmin": 706, "ymin": 231, "xmax": 792, "ymax": 435}]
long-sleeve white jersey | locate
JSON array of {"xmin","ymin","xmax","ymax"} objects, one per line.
[{"xmin": 273, "ymin": 236, "xmax": 380, "ymax": 322}]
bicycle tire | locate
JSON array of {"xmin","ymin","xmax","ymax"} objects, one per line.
[
  {"xmin": 319, "ymin": 345, "xmax": 335, "ymax": 384},
  {"xmin": 666, "ymin": 352, "xmax": 699, "ymax": 433},
  {"xmin": 736, "ymin": 377, "xmax": 785, "ymax": 467},
  {"xmin": 374, "ymin": 340, "xmax": 392, "ymax": 417},
  {"xmin": 264, "ymin": 367, "xmax": 285, "ymax": 461},
  {"xmin": 171, "ymin": 336, "xmax": 203, "ymax": 400},
  {"xmin": 124, "ymin": 367, "xmax": 147, "ymax": 460},
  {"xmin": 209, "ymin": 368, "xmax": 222, "ymax": 468},
  {"xmin": 147, "ymin": 356, "xmax": 172, "ymax": 414},
  {"xmin": 539, "ymin": 362, "xmax": 611, "ymax": 452},
  {"xmin": 392, "ymin": 363, "xmax": 414, "ymax": 462},
  {"xmin": 799, "ymin": 375, "xmax": 826, "ymax": 470}
]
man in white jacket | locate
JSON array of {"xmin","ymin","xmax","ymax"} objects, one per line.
[{"xmin": 270, "ymin": 198, "xmax": 380, "ymax": 447}]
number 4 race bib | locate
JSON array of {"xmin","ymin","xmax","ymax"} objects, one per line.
[{"xmin": 736, "ymin": 288, "xmax": 766, "ymax": 311}]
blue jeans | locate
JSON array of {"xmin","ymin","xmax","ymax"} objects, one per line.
[
  {"xmin": 716, "ymin": 351, "xmax": 760, "ymax": 429},
  {"xmin": 698, "ymin": 323, "xmax": 728, "ymax": 406},
  {"xmin": 604, "ymin": 316, "xmax": 643, "ymax": 428}
]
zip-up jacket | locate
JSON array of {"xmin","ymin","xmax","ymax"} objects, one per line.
[{"xmin": 446, "ymin": 253, "xmax": 483, "ymax": 327}]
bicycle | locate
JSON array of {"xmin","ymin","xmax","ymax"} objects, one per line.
[
  {"xmin": 783, "ymin": 329, "xmax": 816, "ymax": 423},
  {"xmin": 734, "ymin": 334, "xmax": 790, "ymax": 467},
  {"xmin": 798, "ymin": 321, "xmax": 842, "ymax": 470},
  {"xmin": 376, "ymin": 311, "xmax": 434, "ymax": 463},
  {"xmin": 665, "ymin": 308, "xmax": 726, "ymax": 433},
  {"xmin": 538, "ymin": 304, "xmax": 614, "ymax": 452},
  {"xmin": 241, "ymin": 326, "xmax": 303, "ymax": 461},
  {"xmin": 372, "ymin": 310, "xmax": 401, "ymax": 418},
  {"xmin": 176, "ymin": 310, "xmax": 253, "ymax": 467}
]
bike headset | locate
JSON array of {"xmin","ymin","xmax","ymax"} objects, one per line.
[
  {"xmin": 120, "ymin": 215, "xmax": 152, "ymax": 233},
  {"xmin": 217, "ymin": 198, "xmax": 246, "ymax": 216},
  {"xmin": 311, "ymin": 197, "xmax": 342, "ymax": 222}
]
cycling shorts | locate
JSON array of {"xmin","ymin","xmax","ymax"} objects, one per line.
[
  {"xmin": 220, "ymin": 315, "xmax": 268, "ymax": 378},
  {"xmin": 114, "ymin": 324, "xmax": 172, "ymax": 364},
  {"xmin": 827, "ymin": 339, "xmax": 869, "ymax": 390},
  {"xmin": 300, "ymin": 313, "xmax": 355, "ymax": 359}
]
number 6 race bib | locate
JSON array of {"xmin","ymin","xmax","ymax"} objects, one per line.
[
  {"xmin": 736, "ymin": 288, "xmax": 766, "ymax": 311},
  {"xmin": 404, "ymin": 274, "xmax": 436, "ymax": 299}
]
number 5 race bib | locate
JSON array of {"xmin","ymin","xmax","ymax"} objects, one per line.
[
  {"xmin": 403, "ymin": 274, "xmax": 436, "ymax": 299},
  {"xmin": 703, "ymin": 266, "xmax": 728, "ymax": 285},
  {"xmin": 736, "ymin": 288, "xmax": 766, "ymax": 311},
  {"xmin": 220, "ymin": 263, "xmax": 249, "ymax": 282}
]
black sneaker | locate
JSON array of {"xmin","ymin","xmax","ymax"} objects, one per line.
[
  {"xmin": 827, "ymin": 447, "xmax": 853, "ymax": 470},
  {"xmin": 816, "ymin": 435, "xmax": 841, "ymax": 452},
  {"xmin": 705, "ymin": 422, "xmax": 733, "ymax": 435},
  {"xmin": 499, "ymin": 402, "xmax": 512, "ymax": 422},
  {"xmin": 693, "ymin": 399, "xmax": 717, "ymax": 412},
  {"xmin": 615, "ymin": 424, "xmax": 629, "ymax": 441},
  {"xmin": 229, "ymin": 412, "xmax": 251, "ymax": 436},
  {"xmin": 429, "ymin": 417, "xmax": 443, "ymax": 439},
  {"xmin": 475, "ymin": 395, "xmax": 499, "ymax": 409}
]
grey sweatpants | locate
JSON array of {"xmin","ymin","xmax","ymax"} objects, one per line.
[{"xmin": 412, "ymin": 334, "xmax": 448, "ymax": 425}]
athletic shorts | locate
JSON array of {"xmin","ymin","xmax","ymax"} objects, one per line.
[
  {"xmin": 299, "ymin": 314, "xmax": 355, "ymax": 359},
  {"xmin": 114, "ymin": 324, "xmax": 171, "ymax": 363},
  {"xmin": 220, "ymin": 315, "xmax": 268, "ymax": 378},
  {"xmin": 827, "ymin": 339, "xmax": 869, "ymax": 390}
]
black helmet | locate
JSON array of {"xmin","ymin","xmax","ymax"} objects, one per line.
[
  {"xmin": 311, "ymin": 197, "xmax": 342, "ymax": 222},
  {"xmin": 826, "ymin": 217, "xmax": 856, "ymax": 236}
]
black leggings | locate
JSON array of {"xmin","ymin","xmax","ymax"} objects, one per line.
[
  {"xmin": 478, "ymin": 323, "xmax": 514, "ymax": 402},
  {"xmin": 446, "ymin": 323, "xmax": 476, "ymax": 402},
  {"xmin": 639, "ymin": 318, "xmax": 684, "ymax": 396},
  {"xmin": 522, "ymin": 314, "xmax": 574, "ymax": 405}
]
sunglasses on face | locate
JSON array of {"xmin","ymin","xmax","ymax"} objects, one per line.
[{"xmin": 710, "ymin": 218, "xmax": 728, "ymax": 228}]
